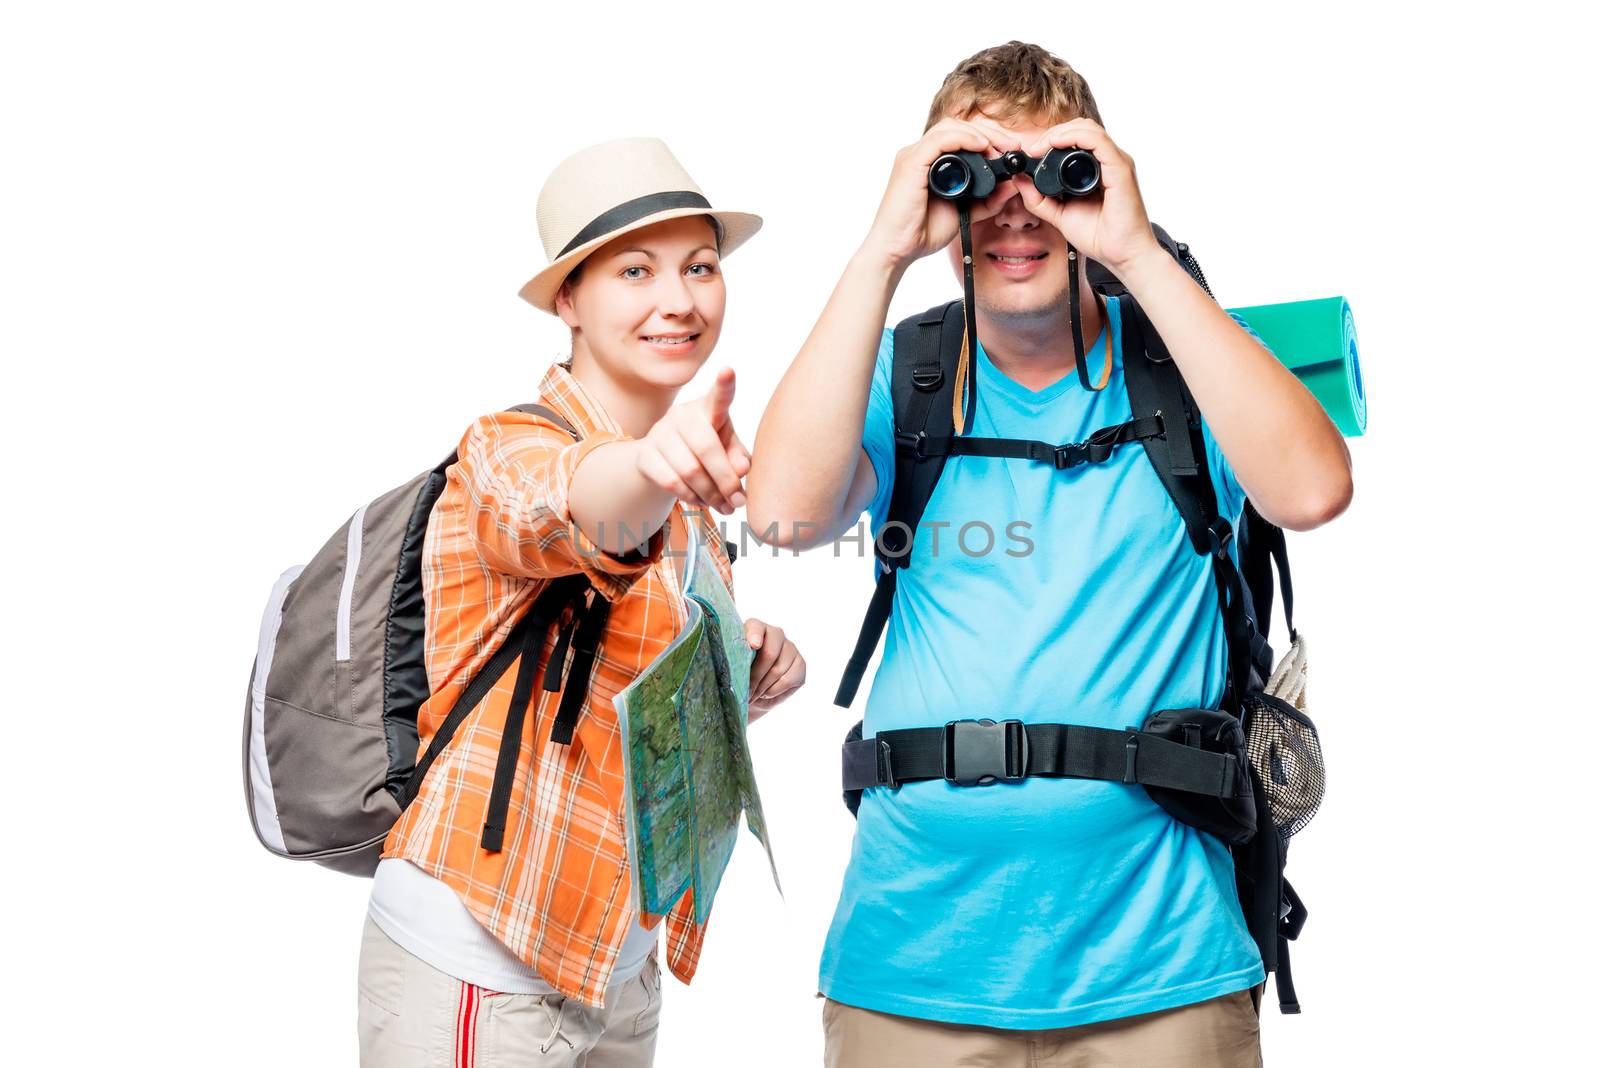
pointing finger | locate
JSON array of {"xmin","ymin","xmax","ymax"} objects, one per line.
[{"xmin": 702, "ymin": 366, "xmax": 736, "ymax": 429}]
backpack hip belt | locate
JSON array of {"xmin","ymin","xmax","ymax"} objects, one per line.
[{"xmin": 842, "ymin": 716, "xmax": 1244, "ymax": 807}]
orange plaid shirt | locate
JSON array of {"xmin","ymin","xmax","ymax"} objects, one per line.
[{"xmin": 382, "ymin": 361, "xmax": 734, "ymax": 1007}]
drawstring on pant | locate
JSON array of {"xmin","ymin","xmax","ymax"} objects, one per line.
[{"xmin": 539, "ymin": 1000, "xmax": 573, "ymax": 1055}]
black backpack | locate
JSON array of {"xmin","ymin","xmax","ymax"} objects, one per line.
[{"xmin": 834, "ymin": 226, "xmax": 1316, "ymax": 1013}]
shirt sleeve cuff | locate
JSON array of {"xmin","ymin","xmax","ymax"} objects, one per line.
[{"xmin": 556, "ymin": 432, "xmax": 669, "ymax": 600}]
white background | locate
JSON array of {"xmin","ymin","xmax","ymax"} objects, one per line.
[{"xmin": 4, "ymin": 2, "xmax": 1595, "ymax": 1064}]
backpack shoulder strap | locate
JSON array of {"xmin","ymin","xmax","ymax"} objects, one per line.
[
  {"xmin": 1118, "ymin": 241, "xmax": 1308, "ymax": 1010},
  {"xmin": 1118, "ymin": 235, "xmax": 1292, "ymax": 687},
  {"xmin": 435, "ymin": 402, "xmax": 583, "ymax": 471},
  {"xmin": 1120, "ymin": 296, "xmax": 1208, "ymax": 547},
  {"xmin": 1238, "ymin": 500, "xmax": 1293, "ymax": 642},
  {"xmin": 507, "ymin": 401, "xmax": 581, "ymax": 440},
  {"xmin": 399, "ymin": 401, "xmax": 595, "ymax": 820},
  {"xmin": 886, "ymin": 300, "xmax": 966, "ymax": 554},
  {"xmin": 1121, "ymin": 292, "xmax": 1257, "ymax": 704},
  {"xmin": 833, "ymin": 301, "xmax": 964, "ymax": 707}
]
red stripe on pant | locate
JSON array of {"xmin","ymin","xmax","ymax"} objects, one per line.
[{"xmin": 456, "ymin": 981, "xmax": 480, "ymax": 1068}]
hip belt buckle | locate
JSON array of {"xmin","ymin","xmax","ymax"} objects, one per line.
[{"xmin": 942, "ymin": 718, "xmax": 1029, "ymax": 787}]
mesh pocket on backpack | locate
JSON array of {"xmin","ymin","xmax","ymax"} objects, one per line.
[{"xmin": 1243, "ymin": 690, "xmax": 1324, "ymax": 840}]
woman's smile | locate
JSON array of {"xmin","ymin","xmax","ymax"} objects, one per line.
[{"xmin": 639, "ymin": 330, "xmax": 702, "ymax": 356}]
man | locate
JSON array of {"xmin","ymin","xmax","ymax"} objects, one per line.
[{"xmin": 747, "ymin": 42, "xmax": 1352, "ymax": 1067}]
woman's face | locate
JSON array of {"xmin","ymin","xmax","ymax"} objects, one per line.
[{"xmin": 556, "ymin": 215, "xmax": 726, "ymax": 392}]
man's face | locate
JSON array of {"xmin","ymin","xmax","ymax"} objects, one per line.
[
  {"xmin": 942, "ymin": 111, "xmax": 1076, "ymax": 324},
  {"xmin": 555, "ymin": 215, "xmax": 726, "ymax": 391}
]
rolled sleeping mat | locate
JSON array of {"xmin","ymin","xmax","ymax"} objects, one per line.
[{"xmin": 1226, "ymin": 296, "xmax": 1366, "ymax": 437}]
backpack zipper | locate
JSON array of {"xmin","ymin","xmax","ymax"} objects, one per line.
[{"xmin": 1175, "ymin": 242, "xmax": 1214, "ymax": 299}]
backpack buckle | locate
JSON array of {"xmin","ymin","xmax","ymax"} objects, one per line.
[
  {"xmin": 895, "ymin": 431, "xmax": 930, "ymax": 460},
  {"xmin": 911, "ymin": 367, "xmax": 944, "ymax": 392},
  {"xmin": 1053, "ymin": 443, "xmax": 1087, "ymax": 469},
  {"xmin": 942, "ymin": 718, "xmax": 1029, "ymax": 786}
]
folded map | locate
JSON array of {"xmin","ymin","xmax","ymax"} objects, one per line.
[{"xmin": 614, "ymin": 521, "xmax": 779, "ymax": 925}]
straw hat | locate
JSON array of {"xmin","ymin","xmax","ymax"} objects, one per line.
[{"xmin": 518, "ymin": 137, "xmax": 763, "ymax": 313}]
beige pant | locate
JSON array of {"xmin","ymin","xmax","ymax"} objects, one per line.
[
  {"xmin": 822, "ymin": 986, "xmax": 1264, "ymax": 1068},
  {"xmin": 357, "ymin": 916, "xmax": 662, "ymax": 1068}
]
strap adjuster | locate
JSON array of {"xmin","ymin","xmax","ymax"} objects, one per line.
[
  {"xmin": 1206, "ymin": 518, "xmax": 1234, "ymax": 558},
  {"xmin": 876, "ymin": 737, "xmax": 898, "ymax": 790},
  {"xmin": 1053, "ymin": 443, "xmax": 1087, "ymax": 469},
  {"xmin": 895, "ymin": 431, "xmax": 930, "ymax": 460},
  {"xmin": 1122, "ymin": 728, "xmax": 1141, "ymax": 784},
  {"xmin": 1055, "ymin": 426, "xmax": 1123, "ymax": 469},
  {"xmin": 942, "ymin": 718, "xmax": 1029, "ymax": 786}
]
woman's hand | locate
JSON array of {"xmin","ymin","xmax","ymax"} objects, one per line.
[
  {"xmin": 636, "ymin": 366, "xmax": 752, "ymax": 514},
  {"xmin": 1016, "ymin": 118, "xmax": 1164, "ymax": 280},
  {"xmin": 745, "ymin": 618, "xmax": 805, "ymax": 721}
]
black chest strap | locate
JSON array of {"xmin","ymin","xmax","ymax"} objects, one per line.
[{"xmin": 896, "ymin": 413, "xmax": 1165, "ymax": 469}]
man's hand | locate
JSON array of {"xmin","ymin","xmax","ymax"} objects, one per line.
[
  {"xmin": 861, "ymin": 117, "xmax": 1020, "ymax": 269},
  {"xmin": 745, "ymin": 618, "xmax": 805, "ymax": 721},
  {"xmin": 1017, "ymin": 118, "xmax": 1164, "ymax": 279},
  {"xmin": 636, "ymin": 367, "xmax": 752, "ymax": 514}
]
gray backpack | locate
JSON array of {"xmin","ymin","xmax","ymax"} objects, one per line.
[{"xmin": 242, "ymin": 403, "xmax": 585, "ymax": 876}]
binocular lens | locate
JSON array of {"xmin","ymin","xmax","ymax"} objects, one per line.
[
  {"xmin": 929, "ymin": 156, "xmax": 971, "ymax": 199},
  {"xmin": 1061, "ymin": 152, "xmax": 1098, "ymax": 195}
]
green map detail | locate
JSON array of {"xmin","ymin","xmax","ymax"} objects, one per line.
[{"xmin": 615, "ymin": 527, "xmax": 779, "ymax": 925}]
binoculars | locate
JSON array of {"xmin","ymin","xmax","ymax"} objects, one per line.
[{"xmin": 928, "ymin": 148, "xmax": 1100, "ymax": 202}]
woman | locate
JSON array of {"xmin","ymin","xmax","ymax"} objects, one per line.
[{"xmin": 357, "ymin": 138, "xmax": 805, "ymax": 1066}]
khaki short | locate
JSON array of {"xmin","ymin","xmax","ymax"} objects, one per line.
[
  {"xmin": 822, "ymin": 985, "xmax": 1264, "ymax": 1068},
  {"xmin": 357, "ymin": 915, "xmax": 662, "ymax": 1068}
]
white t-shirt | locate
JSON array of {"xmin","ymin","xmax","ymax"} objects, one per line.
[{"xmin": 367, "ymin": 858, "xmax": 658, "ymax": 994}]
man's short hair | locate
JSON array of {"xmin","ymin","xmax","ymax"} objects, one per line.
[{"xmin": 925, "ymin": 41, "xmax": 1103, "ymax": 130}]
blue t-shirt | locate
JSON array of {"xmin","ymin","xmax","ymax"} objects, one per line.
[{"xmin": 817, "ymin": 298, "xmax": 1266, "ymax": 1029}]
